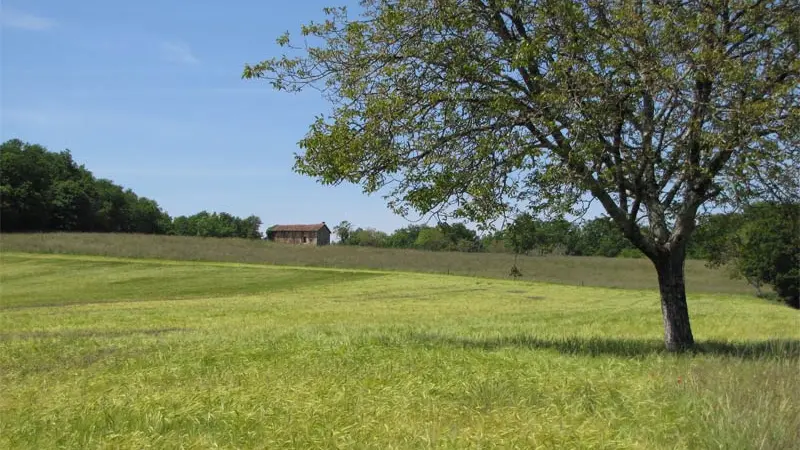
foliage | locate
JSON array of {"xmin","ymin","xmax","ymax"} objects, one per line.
[
  {"xmin": 535, "ymin": 218, "xmax": 581, "ymax": 255},
  {"xmin": 413, "ymin": 227, "xmax": 448, "ymax": 251},
  {"xmin": 333, "ymin": 220, "xmax": 353, "ymax": 243},
  {"xmin": 504, "ymin": 213, "xmax": 539, "ymax": 256},
  {"xmin": 704, "ymin": 202, "xmax": 800, "ymax": 308},
  {"xmin": 347, "ymin": 227, "xmax": 390, "ymax": 247},
  {"xmin": 0, "ymin": 139, "xmax": 173, "ymax": 234},
  {"xmin": 687, "ymin": 212, "xmax": 746, "ymax": 260},
  {"xmin": 432, "ymin": 222, "xmax": 482, "ymax": 252},
  {"xmin": 385, "ymin": 224, "xmax": 425, "ymax": 248},
  {"xmin": 504, "ymin": 215, "xmax": 584, "ymax": 256},
  {"xmin": 577, "ymin": 217, "xmax": 637, "ymax": 258},
  {"xmin": 245, "ymin": 0, "xmax": 798, "ymax": 256},
  {"xmin": 245, "ymin": 0, "xmax": 800, "ymax": 350},
  {"xmin": 1, "ymin": 139, "xmax": 263, "ymax": 240},
  {"xmin": 501, "ymin": 213, "xmax": 637, "ymax": 257},
  {"xmin": 480, "ymin": 230, "xmax": 508, "ymax": 253},
  {"xmin": 338, "ymin": 221, "xmax": 482, "ymax": 252},
  {"xmin": 171, "ymin": 211, "xmax": 263, "ymax": 239}
]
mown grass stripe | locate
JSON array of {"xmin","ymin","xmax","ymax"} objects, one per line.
[{"xmin": 1, "ymin": 244, "xmax": 797, "ymax": 449}]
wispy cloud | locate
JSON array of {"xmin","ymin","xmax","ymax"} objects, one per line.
[
  {"xmin": 0, "ymin": 8, "xmax": 55, "ymax": 31},
  {"xmin": 160, "ymin": 41, "xmax": 199, "ymax": 65}
]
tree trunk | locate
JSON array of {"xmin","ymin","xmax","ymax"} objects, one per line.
[{"xmin": 653, "ymin": 251, "xmax": 695, "ymax": 352}]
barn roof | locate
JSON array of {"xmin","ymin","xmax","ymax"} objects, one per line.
[{"xmin": 268, "ymin": 223, "xmax": 329, "ymax": 232}]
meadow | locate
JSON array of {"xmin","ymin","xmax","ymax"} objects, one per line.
[
  {"xmin": 0, "ymin": 232, "xmax": 755, "ymax": 294},
  {"xmin": 1, "ymin": 250, "xmax": 798, "ymax": 449}
]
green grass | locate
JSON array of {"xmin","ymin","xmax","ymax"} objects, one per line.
[
  {"xmin": 1, "ymin": 232, "xmax": 755, "ymax": 294},
  {"xmin": 1, "ymin": 252, "xmax": 798, "ymax": 449},
  {"xmin": 0, "ymin": 253, "xmax": 378, "ymax": 309}
]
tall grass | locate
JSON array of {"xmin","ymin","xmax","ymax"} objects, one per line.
[
  {"xmin": 0, "ymin": 232, "xmax": 754, "ymax": 294},
  {"xmin": 1, "ymin": 253, "xmax": 798, "ymax": 449}
]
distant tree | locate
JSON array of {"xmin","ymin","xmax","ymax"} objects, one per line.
[
  {"xmin": 480, "ymin": 230, "xmax": 507, "ymax": 253},
  {"xmin": 707, "ymin": 202, "xmax": 799, "ymax": 308},
  {"xmin": 578, "ymin": 217, "xmax": 636, "ymax": 257},
  {"xmin": 687, "ymin": 212, "xmax": 746, "ymax": 261},
  {"xmin": 167, "ymin": 211, "xmax": 263, "ymax": 239},
  {"xmin": 245, "ymin": 1, "xmax": 800, "ymax": 351},
  {"xmin": 383, "ymin": 222, "xmax": 482, "ymax": 251},
  {"xmin": 1, "ymin": 139, "xmax": 60, "ymax": 231},
  {"xmin": 129, "ymin": 197, "xmax": 172, "ymax": 234},
  {"xmin": 414, "ymin": 227, "xmax": 449, "ymax": 251},
  {"xmin": 438, "ymin": 222, "xmax": 482, "ymax": 252},
  {"xmin": 349, "ymin": 227, "xmax": 389, "ymax": 247},
  {"xmin": 191, "ymin": 211, "xmax": 216, "ymax": 237},
  {"xmin": 504, "ymin": 213, "xmax": 540, "ymax": 277},
  {"xmin": 50, "ymin": 178, "xmax": 95, "ymax": 231},
  {"xmin": 92, "ymin": 179, "xmax": 131, "ymax": 232},
  {"xmin": 534, "ymin": 218, "xmax": 580, "ymax": 255},
  {"xmin": 504, "ymin": 213, "xmax": 539, "ymax": 257},
  {"xmin": 0, "ymin": 139, "xmax": 172, "ymax": 234},
  {"xmin": 213, "ymin": 212, "xmax": 236, "ymax": 237},
  {"xmin": 0, "ymin": 138, "xmax": 266, "ymax": 240},
  {"xmin": 238, "ymin": 215, "xmax": 264, "ymax": 239},
  {"xmin": 170, "ymin": 216, "xmax": 193, "ymax": 236},
  {"xmin": 386, "ymin": 224, "xmax": 426, "ymax": 248},
  {"xmin": 333, "ymin": 220, "xmax": 353, "ymax": 244}
]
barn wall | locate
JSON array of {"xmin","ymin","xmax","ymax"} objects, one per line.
[
  {"xmin": 273, "ymin": 230, "xmax": 318, "ymax": 245},
  {"xmin": 317, "ymin": 228, "xmax": 331, "ymax": 246},
  {"xmin": 268, "ymin": 226, "xmax": 331, "ymax": 246}
]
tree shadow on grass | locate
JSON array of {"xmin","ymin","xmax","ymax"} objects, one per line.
[{"xmin": 391, "ymin": 333, "xmax": 800, "ymax": 360}]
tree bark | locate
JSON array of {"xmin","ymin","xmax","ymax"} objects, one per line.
[{"xmin": 653, "ymin": 251, "xmax": 695, "ymax": 352}]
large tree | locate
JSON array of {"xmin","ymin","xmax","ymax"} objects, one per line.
[{"xmin": 244, "ymin": 0, "xmax": 800, "ymax": 351}]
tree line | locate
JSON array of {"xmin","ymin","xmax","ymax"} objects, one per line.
[
  {"xmin": 333, "ymin": 221, "xmax": 484, "ymax": 252},
  {"xmin": 0, "ymin": 139, "xmax": 263, "ymax": 239},
  {"xmin": 2, "ymin": 138, "xmax": 795, "ymax": 307},
  {"xmin": 334, "ymin": 204, "xmax": 798, "ymax": 309},
  {"xmin": 332, "ymin": 214, "xmax": 739, "ymax": 259}
]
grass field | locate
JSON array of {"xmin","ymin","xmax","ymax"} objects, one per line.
[
  {"xmin": 1, "ymin": 252, "xmax": 798, "ymax": 449},
  {"xmin": 0, "ymin": 232, "xmax": 756, "ymax": 294}
]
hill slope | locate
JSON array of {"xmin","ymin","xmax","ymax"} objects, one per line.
[
  {"xmin": 1, "ymin": 232, "xmax": 754, "ymax": 294},
  {"xmin": 1, "ymin": 253, "xmax": 798, "ymax": 449}
]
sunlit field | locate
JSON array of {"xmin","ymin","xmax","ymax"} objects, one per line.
[
  {"xmin": 1, "ymin": 252, "xmax": 797, "ymax": 449},
  {"xmin": 1, "ymin": 232, "xmax": 756, "ymax": 294}
]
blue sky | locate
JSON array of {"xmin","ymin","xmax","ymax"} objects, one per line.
[{"xmin": 1, "ymin": 0, "xmax": 431, "ymax": 234}]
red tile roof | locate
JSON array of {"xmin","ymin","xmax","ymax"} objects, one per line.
[{"xmin": 269, "ymin": 223, "xmax": 328, "ymax": 232}]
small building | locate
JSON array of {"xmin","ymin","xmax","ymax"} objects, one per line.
[{"xmin": 266, "ymin": 222, "xmax": 331, "ymax": 246}]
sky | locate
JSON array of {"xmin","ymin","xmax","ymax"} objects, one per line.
[{"xmin": 1, "ymin": 0, "xmax": 434, "ymax": 234}]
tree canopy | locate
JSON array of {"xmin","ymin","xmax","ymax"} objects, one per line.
[
  {"xmin": 1, "ymin": 139, "xmax": 264, "ymax": 239},
  {"xmin": 245, "ymin": 0, "xmax": 799, "ymax": 351},
  {"xmin": 704, "ymin": 201, "xmax": 799, "ymax": 309},
  {"xmin": 1, "ymin": 139, "xmax": 173, "ymax": 234}
]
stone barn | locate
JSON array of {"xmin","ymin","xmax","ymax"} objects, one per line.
[{"xmin": 266, "ymin": 223, "xmax": 331, "ymax": 246}]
